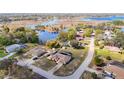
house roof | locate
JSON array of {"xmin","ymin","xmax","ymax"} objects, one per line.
[
  {"xmin": 6, "ymin": 44, "xmax": 22, "ymax": 53},
  {"xmin": 48, "ymin": 52, "xmax": 72, "ymax": 64},
  {"xmin": 104, "ymin": 61, "xmax": 124, "ymax": 79},
  {"xmin": 104, "ymin": 65, "xmax": 124, "ymax": 79}
]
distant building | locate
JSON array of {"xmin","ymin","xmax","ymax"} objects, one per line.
[
  {"xmin": 6, "ymin": 44, "xmax": 26, "ymax": 53},
  {"xmin": 76, "ymin": 30, "xmax": 84, "ymax": 41},
  {"xmin": 103, "ymin": 30, "xmax": 115, "ymax": 39}
]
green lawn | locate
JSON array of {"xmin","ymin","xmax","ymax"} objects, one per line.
[
  {"xmin": 0, "ymin": 50, "xmax": 8, "ymax": 58},
  {"xmin": 96, "ymin": 48, "xmax": 124, "ymax": 61}
]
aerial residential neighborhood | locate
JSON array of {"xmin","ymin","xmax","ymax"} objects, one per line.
[{"xmin": 0, "ymin": 13, "xmax": 124, "ymax": 79}]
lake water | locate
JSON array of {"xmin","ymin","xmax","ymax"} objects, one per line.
[
  {"xmin": 81, "ymin": 16, "xmax": 124, "ymax": 21},
  {"xmin": 38, "ymin": 28, "xmax": 68, "ymax": 43},
  {"xmin": 38, "ymin": 30, "xmax": 59, "ymax": 43},
  {"xmin": 26, "ymin": 18, "xmax": 61, "ymax": 43},
  {"xmin": 121, "ymin": 28, "xmax": 124, "ymax": 32}
]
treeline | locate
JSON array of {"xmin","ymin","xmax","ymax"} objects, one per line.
[{"xmin": 0, "ymin": 26, "xmax": 38, "ymax": 46}]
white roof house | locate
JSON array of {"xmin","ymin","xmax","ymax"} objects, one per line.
[{"xmin": 6, "ymin": 44, "xmax": 25, "ymax": 53}]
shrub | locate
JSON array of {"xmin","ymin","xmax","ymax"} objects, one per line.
[
  {"xmin": 99, "ymin": 44, "xmax": 104, "ymax": 49},
  {"xmin": 95, "ymin": 40, "xmax": 99, "ymax": 46},
  {"xmin": 106, "ymin": 56, "xmax": 112, "ymax": 60},
  {"xmin": 91, "ymin": 72, "xmax": 97, "ymax": 79},
  {"xmin": 46, "ymin": 40, "xmax": 60, "ymax": 49},
  {"xmin": 94, "ymin": 55, "xmax": 103, "ymax": 66}
]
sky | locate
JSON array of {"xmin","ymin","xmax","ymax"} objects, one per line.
[{"xmin": 0, "ymin": 0, "xmax": 124, "ymax": 13}]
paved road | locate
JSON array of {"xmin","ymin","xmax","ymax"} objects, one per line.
[
  {"xmin": 0, "ymin": 52, "xmax": 16, "ymax": 61},
  {"xmin": 17, "ymin": 37, "xmax": 95, "ymax": 79}
]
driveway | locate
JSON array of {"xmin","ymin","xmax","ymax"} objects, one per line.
[{"xmin": 0, "ymin": 52, "xmax": 16, "ymax": 61}]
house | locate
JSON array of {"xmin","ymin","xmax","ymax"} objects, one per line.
[
  {"xmin": 47, "ymin": 52, "xmax": 72, "ymax": 64},
  {"xmin": 76, "ymin": 31, "xmax": 84, "ymax": 41},
  {"xmin": 5, "ymin": 44, "xmax": 26, "ymax": 53},
  {"xmin": 103, "ymin": 30, "xmax": 115, "ymax": 39},
  {"xmin": 104, "ymin": 61, "xmax": 124, "ymax": 79},
  {"xmin": 76, "ymin": 35, "xmax": 83, "ymax": 41}
]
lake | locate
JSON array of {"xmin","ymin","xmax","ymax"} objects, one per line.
[
  {"xmin": 26, "ymin": 18, "xmax": 61, "ymax": 43},
  {"xmin": 121, "ymin": 28, "xmax": 124, "ymax": 32},
  {"xmin": 81, "ymin": 16, "xmax": 124, "ymax": 21},
  {"xmin": 38, "ymin": 28, "xmax": 68, "ymax": 43},
  {"xmin": 38, "ymin": 30, "xmax": 59, "ymax": 43}
]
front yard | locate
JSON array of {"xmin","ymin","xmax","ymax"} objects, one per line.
[{"xmin": 54, "ymin": 47, "xmax": 88, "ymax": 76}]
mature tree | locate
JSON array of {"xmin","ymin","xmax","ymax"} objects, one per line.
[
  {"xmin": 58, "ymin": 31, "xmax": 68, "ymax": 42},
  {"xmin": 46, "ymin": 40, "xmax": 60, "ymax": 48},
  {"xmin": 114, "ymin": 31, "xmax": 124, "ymax": 48},
  {"xmin": 112, "ymin": 20, "xmax": 124, "ymax": 26},
  {"xmin": 94, "ymin": 55, "xmax": 103, "ymax": 66},
  {"xmin": 70, "ymin": 40, "xmax": 81, "ymax": 49},
  {"xmin": 15, "ymin": 27, "xmax": 25, "ymax": 32},
  {"xmin": 0, "ymin": 35, "xmax": 15, "ymax": 46},
  {"xmin": 67, "ymin": 28, "xmax": 76, "ymax": 40},
  {"xmin": 91, "ymin": 72, "xmax": 97, "ymax": 79},
  {"xmin": 95, "ymin": 29, "xmax": 103, "ymax": 36},
  {"xmin": 83, "ymin": 28, "xmax": 93, "ymax": 37},
  {"xmin": 3, "ymin": 26, "xmax": 10, "ymax": 33}
]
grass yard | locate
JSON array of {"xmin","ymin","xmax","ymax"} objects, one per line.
[
  {"xmin": 0, "ymin": 70, "xmax": 8, "ymax": 79},
  {"xmin": 33, "ymin": 57, "xmax": 56, "ymax": 71},
  {"xmin": 0, "ymin": 50, "xmax": 8, "ymax": 58},
  {"xmin": 96, "ymin": 48, "xmax": 124, "ymax": 61},
  {"xmin": 61, "ymin": 47, "xmax": 88, "ymax": 61},
  {"xmin": 9, "ymin": 65, "xmax": 46, "ymax": 79},
  {"xmin": 54, "ymin": 47, "xmax": 89, "ymax": 76}
]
